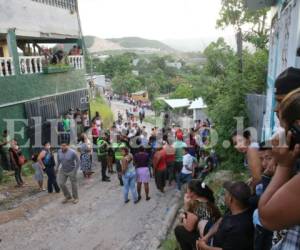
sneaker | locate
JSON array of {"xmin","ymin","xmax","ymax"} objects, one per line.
[
  {"xmin": 125, "ymin": 199, "xmax": 130, "ymax": 204},
  {"xmin": 62, "ymin": 198, "xmax": 72, "ymax": 204},
  {"xmin": 73, "ymin": 198, "xmax": 79, "ymax": 204},
  {"xmin": 146, "ymin": 197, "xmax": 151, "ymax": 201},
  {"xmin": 102, "ymin": 179, "xmax": 111, "ymax": 182}
]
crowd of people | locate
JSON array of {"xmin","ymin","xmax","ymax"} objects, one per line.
[
  {"xmin": 0, "ymin": 105, "xmax": 217, "ymax": 206},
  {"xmin": 174, "ymin": 67, "xmax": 300, "ymax": 250},
  {"xmin": 1, "ymin": 68, "xmax": 300, "ymax": 250}
]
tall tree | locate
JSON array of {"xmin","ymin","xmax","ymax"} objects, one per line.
[{"xmin": 217, "ymin": 0, "xmax": 269, "ymax": 71}]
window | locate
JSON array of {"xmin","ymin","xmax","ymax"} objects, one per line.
[
  {"xmin": 0, "ymin": 47, "xmax": 4, "ymax": 57},
  {"xmin": 32, "ymin": 0, "xmax": 77, "ymax": 12}
]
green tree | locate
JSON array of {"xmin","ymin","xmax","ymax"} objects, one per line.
[
  {"xmin": 217, "ymin": 0, "xmax": 269, "ymax": 71},
  {"xmin": 170, "ymin": 84, "xmax": 194, "ymax": 99},
  {"xmin": 112, "ymin": 73, "xmax": 142, "ymax": 95}
]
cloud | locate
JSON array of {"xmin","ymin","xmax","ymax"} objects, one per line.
[{"xmin": 78, "ymin": 0, "xmax": 234, "ymax": 40}]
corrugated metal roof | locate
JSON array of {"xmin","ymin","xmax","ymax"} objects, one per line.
[
  {"xmin": 188, "ymin": 97, "xmax": 207, "ymax": 109},
  {"xmin": 164, "ymin": 99, "xmax": 190, "ymax": 109}
]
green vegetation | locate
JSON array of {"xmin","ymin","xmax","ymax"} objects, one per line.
[
  {"xmin": 87, "ymin": 0, "xmax": 270, "ymax": 171},
  {"xmin": 90, "ymin": 96, "xmax": 114, "ymax": 129}
]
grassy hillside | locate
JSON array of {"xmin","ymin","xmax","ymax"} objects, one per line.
[{"xmin": 108, "ymin": 37, "xmax": 175, "ymax": 52}]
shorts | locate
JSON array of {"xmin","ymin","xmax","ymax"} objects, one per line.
[{"xmin": 136, "ymin": 167, "xmax": 150, "ymax": 183}]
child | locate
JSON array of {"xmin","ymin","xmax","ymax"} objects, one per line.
[{"xmin": 32, "ymin": 153, "xmax": 45, "ymax": 191}]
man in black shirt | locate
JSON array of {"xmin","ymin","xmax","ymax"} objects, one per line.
[{"xmin": 197, "ymin": 181, "xmax": 254, "ymax": 250}]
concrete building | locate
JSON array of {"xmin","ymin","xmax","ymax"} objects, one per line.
[
  {"xmin": 246, "ymin": 0, "xmax": 300, "ymax": 140},
  {"xmin": 0, "ymin": 0, "xmax": 87, "ymax": 152},
  {"xmin": 188, "ymin": 97, "xmax": 208, "ymax": 121}
]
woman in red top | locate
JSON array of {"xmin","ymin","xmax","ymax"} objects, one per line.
[
  {"xmin": 163, "ymin": 135, "xmax": 176, "ymax": 186},
  {"xmin": 91, "ymin": 122, "xmax": 100, "ymax": 145},
  {"xmin": 153, "ymin": 145, "xmax": 167, "ymax": 193}
]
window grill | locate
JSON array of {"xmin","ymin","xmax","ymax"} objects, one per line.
[{"xmin": 32, "ymin": 0, "xmax": 77, "ymax": 12}]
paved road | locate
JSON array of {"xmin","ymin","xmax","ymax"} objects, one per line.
[{"xmin": 0, "ymin": 101, "xmax": 179, "ymax": 250}]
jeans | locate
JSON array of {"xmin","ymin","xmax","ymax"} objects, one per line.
[
  {"xmin": 177, "ymin": 172, "xmax": 192, "ymax": 191},
  {"xmin": 99, "ymin": 156, "xmax": 108, "ymax": 180},
  {"xmin": 254, "ymin": 225, "xmax": 273, "ymax": 250},
  {"xmin": 58, "ymin": 169, "xmax": 78, "ymax": 199},
  {"xmin": 14, "ymin": 166, "xmax": 23, "ymax": 185},
  {"xmin": 45, "ymin": 167, "xmax": 60, "ymax": 193},
  {"xmin": 116, "ymin": 160, "xmax": 123, "ymax": 186},
  {"xmin": 122, "ymin": 171, "xmax": 138, "ymax": 202}
]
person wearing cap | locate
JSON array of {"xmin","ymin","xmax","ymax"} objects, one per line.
[
  {"xmin": 197, "ymin": 181, "xmax": 254, "ymax": 250},
  {"xmin": 274, "ymin": 67, "xmax": 300, "ymax": 113}
]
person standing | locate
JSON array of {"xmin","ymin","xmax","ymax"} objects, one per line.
[
  {"xmin": 38, "ymin": 142, "xmax": 60, "ymax": 193},
  {"xmin": 0, "ymin": 130, "xmax": 11, "ymax": 171},
  {"xmin": 57, "ymin": 142, "xmax": 80, "ymax": 204},
  {"xmin": 177, "ymin": 147, "xmax": 195, "ymax": 191},
  {"xmin": 78, "ymin": 134, "xmax": 92, "ymax": 179},
  {"xmin": 163, "ymin": 136, "xmax": 176, "ymax": 186},
  {"xmin": 134, "ymin": 146, "xmax": 151, "ymax": 201},
  {"xmin": 173, "ymin": 133, "xmax": 187, "ymax": 186},
  {"xmin": 9, "ymin": 139, "xmax": 25, "ymax": 187},
  {"xmin": 121, "ymin": 147, "xmax": 139, "ymax": 204},
  {"xmin": 112, "ymin": 134, "xmax": 126, "ymax": 186},
  {"xmin": 153, "ymin": 145, "xmax": 167, "ymax": 193},
  {"xmin": 97, "ymin": 135, "xmax": 111, "ymax": 182},
  {"xmin": 32, "ymin": 153, "xmax": 45, "ymax": 191}
]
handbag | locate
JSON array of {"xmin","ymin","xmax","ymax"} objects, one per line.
[{"xmin": 18, "ymin": 155, "xmax": 26, "ymax": 166}]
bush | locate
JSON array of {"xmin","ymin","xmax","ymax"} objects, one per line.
[{"xmin": 90, "ymin": 96, "xmax": 114, "ymax": 129}]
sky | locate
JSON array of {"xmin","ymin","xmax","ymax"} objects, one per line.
[{"xmin": 78, "ymin": 0, "xmax": 235, "ymax": 41}]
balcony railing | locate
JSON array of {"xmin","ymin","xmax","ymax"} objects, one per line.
[
  {"xmin": 0, "ymin": 55, "xmax": 84, "ymax": 76},
  {"xmin": 19, "ymin": 56, "xmax": 43, "ymax": 74},
  {"xmin": 31, "ymin": 0, "xmax": 77, "ymax": 12},
  {"xmin": 0, "ymin": 57, "xmax": 15, "ymax": 77},
  {"xmin": 68, "ymin": 55, "xmax": 84, "ymax": 70}
]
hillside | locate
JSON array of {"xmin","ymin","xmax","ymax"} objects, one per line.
[
  {"xmin": 108, "ymin": 37, "xmax": 175, "ymax": 52},
  {"xmin": 58, "ymin": 36, "xmax": 176, "ymax": 54}
]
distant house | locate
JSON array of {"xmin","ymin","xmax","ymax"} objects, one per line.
[
  {"xmin": 188, "ymin": 97, "xmax": 208, "ymax": 121},
  {"xmin": 132, "ymin": 70, "xmax": 139, "ymax": 76},
  {"xmin": 131, "ymin": 90, "xmax": 149, "ymax": 102},
  {"xmin": 166, "ymin": 61, "xmax": 182, "ymax": 69}
]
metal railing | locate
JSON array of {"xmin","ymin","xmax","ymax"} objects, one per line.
[
  {"xmin": 31, "ymin": 0, "xmax": 76, "ymax": 12},
  {"xmin": 0, "ymin": 57, "xmax": 15, "ymax": 77}
]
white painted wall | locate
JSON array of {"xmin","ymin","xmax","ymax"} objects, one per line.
[
  {"xmin": 263, "ymin": 0, "xmax": 300, "ymax": 140},
  {"xmin": 0, "ymin": 0, "xmax": 80, "ymax": 39}
]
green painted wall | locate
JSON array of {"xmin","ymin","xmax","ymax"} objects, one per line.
[
  {"xmin": 0, "ymin": 69, "xmax": 86, "ymax": 106},
  {"xmin": 0, "ymin": 103, "xmax": 30, "ymax": 156}
]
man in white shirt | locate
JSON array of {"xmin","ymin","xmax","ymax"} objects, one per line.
[{"xmin": 177, "ymin": 147, "xmax": 195, "ymax": 190}]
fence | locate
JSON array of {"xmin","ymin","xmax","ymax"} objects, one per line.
[{"xmin": 246, "ymin": 94, "xmax": 266, "ymax": 142}]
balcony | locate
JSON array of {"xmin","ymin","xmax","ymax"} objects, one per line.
[
  {"xmin": 0, "ymin": 55, "xmax": 84, "ymax": 76},
  {"xmin": 31, "ymin": 0, "xmax": 77, "ymax": 12},
  {"xmin": 19, "ymin": 56, "xmax": 43, "ymax": 74},
  {"xmin": 0, "ymin": 57, "xmax": 15, "ymax": 76}
]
